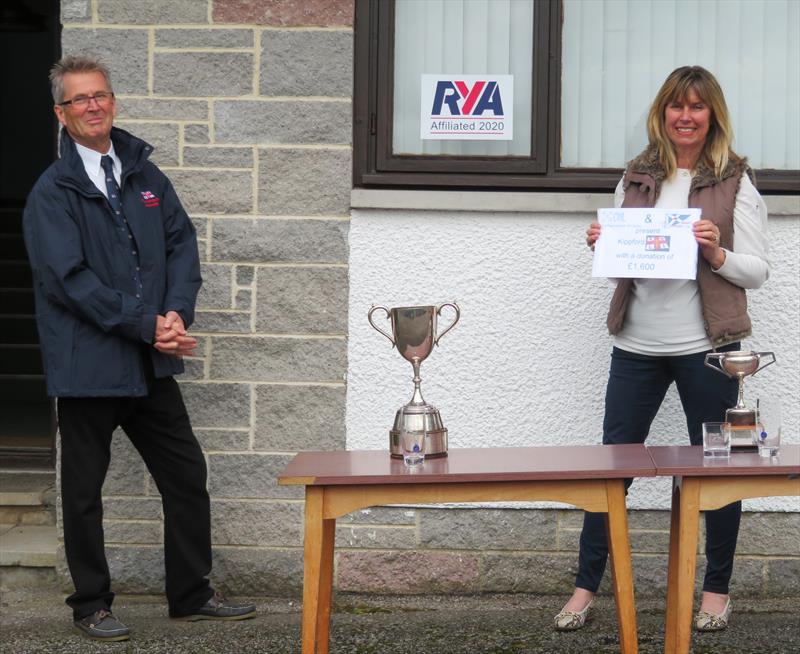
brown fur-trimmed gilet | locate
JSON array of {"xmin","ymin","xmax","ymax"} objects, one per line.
[{"xmin": 606, "ymin": 146, "xmax": 754, "ymax": 347}]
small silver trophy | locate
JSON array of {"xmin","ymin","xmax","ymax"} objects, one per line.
[
  {"xmin": 704, "ymin": 350, "xmax": 776, "ymax": 449},
  {"xmin": 368, "ymin": 303, "xmax": 460, "ymax": 458}
]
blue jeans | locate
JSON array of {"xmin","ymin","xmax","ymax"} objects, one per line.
[{"xmin": 575, "ymin": 344, "xmax": 741, "ymax": 595}]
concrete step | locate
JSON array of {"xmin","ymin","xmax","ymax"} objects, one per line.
[
  {"xmin": 0, "ymin": 524, "xmax": 57, "ymax": 567},
  {"xmin": 0, "ymin": 470, "xmax": 56, "ymax": 525}
]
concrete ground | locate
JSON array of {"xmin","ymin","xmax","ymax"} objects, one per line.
[{"xmin": 1, "ymin": 588, "xmax": 798, "ymax": 654}]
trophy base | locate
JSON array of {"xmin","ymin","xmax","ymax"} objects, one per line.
[
  {"xmin": 389, "ymin": 403, "xmax": 449, "ymax": 458},
  {"xmin": 390, "ymin": 428, "xmax": 448, "ymax": 459},
  {"xmin": 726, "ymin": 408, "xmax": 758, "ymax": 451}
]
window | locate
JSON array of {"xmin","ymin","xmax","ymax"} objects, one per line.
[{"xmin": 353, "ymin": 0, "xmax": 799, "ymax": 192}]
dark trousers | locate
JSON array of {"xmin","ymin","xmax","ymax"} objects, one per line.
[
  {"xmin": 575, "ymin": 344, "xmax": 742, "ymax": 595},
  {"xmin": 58, "ymin": 373, "xmax": 213, "ymax": 620}
]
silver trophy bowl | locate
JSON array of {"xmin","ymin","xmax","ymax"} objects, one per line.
[
  {"xmin": 368, "ymin": 303, "xmax": 460, "ymax": 458},
  {"xmin": 705, "ymin": 350, "xmax": 775, "ymax": 448}
]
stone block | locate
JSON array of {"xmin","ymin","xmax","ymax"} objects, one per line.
[
  {"xmin": 103, "ymin": 432, "xmax": 146, "ymax": 494},
  {"xmin": 184, "ymin": 124, "xmax": 210, "ymax": 144},
  {"xmin": 192, "ymin": 310, "xmax": 252, "ymax": 333},
  {"xmin": 261, "ymin": 30, "xmax": 352, "ymax": 96},
  {"xmin": 103, "ymin": 520, "xmax": 163, "ymax": 544},
  {"xmin": 480, "ymin": 553, "xmax": 576, "ymax": 594},
  {"xmin": 419, "ymin": 508, "xmax": 557, "ymax": 551},
  {"xmin": 61, "ymin": 29, "xmax": 148, "ymax": 95},
  {"xmin": 180, "ymin": 382, "xmax": 251, "ymax": 429},
  {"xmin": 765, "ymin": 558, "xmax": 800, "ymax": 597},
  {"xmin": 236, "ymin": 265, "xmax": 255, "ymax": 285},
  {"xmin": 255, "ymin": 267, "xmax": 348, "ymax": 334},
  {"xmin": 630, "ymin": 554, "xmax": 670, "ymax": 597},
  {"xmin": 727, "ymin": 557, "xmax": 767, "ymax": 597},
  {"xmin": 559, "ymin": 527, "xmax": 670, "ymax": 554},
  {"xmin": 207, "ymin": 453, "xmax": 301, "ymax": 499},
  {"xmin": 254, "ymin": 384, "xmax": 345, "ymax": 451},
  {"xmin": 117, "ymin": 98, "xmax": 208, "ymax": 121},
  {"xmin": 235, "ymin": 289, "xmax": 251, "ymax": 310},
  {"xmin": 103, "ymin": 497, "xmax": 163, "ymax": 520},
  {"xmin": 98, "ymin": 0, "xmax": 209, "ymax": 24},
  {"xmin": 738, "ymin": 512, "xmax": 800, "ymax": 555},
  {"xmin": 195, "ymin": 428, "xmax": 250, "ymax": 451},
  {"xmin": 259, "ymin": 148, "xmax": 351, "ymax": 215},
  {"xmin": 214, "ymin": 100, "xmax": 351, "ymax": 144},
  {"xmin": 106, "ymin": 545, "xmax": 165, "ymax": 593},
  {"xmin": 116, "ymin": 122, "xmax": 179, "ymax": 167},
  {"xmin": 154, "ymin": 53, "xmax": 252, "ymax": 97},
  {"xmin": 156, "ymin": 28, "xmax": 253, "ymax": 48},
  {"xmin": 338, "ymin": 507, "xmax": 417, "ymax": 526},
  {"xmin": 212, "ymin": 218, "xmax": 348, "ymax": 263},
  {"xmin": 167, "ymin": 169, "xmax": 252, "ymax": 214},
  {"xmin": 211, "ymin": 500, "xmax": 303, "ymax": 546},
  {"xmin": 62, "ymin": 0, "xmax": 91, "ymax": 22},
  {"xmin": 210, "ymin": 336, "xmax": 346, "ymax": 382},
  {"xmin": 212, "ymin": 0, "xmax": 353, "ymax": 26},
  {"xmin": 627, "ymin": 510, "xmax": 672, "ymax": 530},
  {"xmin": 197, "ymin": 263, "xmax": 233, "ymax": 310},
  {"xmin": 336, "ymin": 525, "xmax": 417, "ymax": 550},
  {"xmin": 181, "ymin": 356, "xmax": 205, "ymax": 380},
  {"xmin": 337, "ymin": 551, "xmax": 480, "ymax": 594},
  {"xmin": 191, "ymin": 215, "xmax": 208, "ymax": 237},
  {"xmin": 210, "ymin": 547, "xmax": 303, "ymax": 595},
  {"xmin": 183, "ymin": 146, "xmax": 254, "ymax": 168}
]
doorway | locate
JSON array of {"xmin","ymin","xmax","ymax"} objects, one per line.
[{"xmin": 0, "ymin": 0, "xmax": 60, "ymax": 468}]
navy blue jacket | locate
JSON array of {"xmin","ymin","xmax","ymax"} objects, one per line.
[{"xmin": 23, "ymin": 127, "xmax": 202, "ymax": 397}]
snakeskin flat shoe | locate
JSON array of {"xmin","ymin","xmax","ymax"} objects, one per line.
[
  {"xmin": 695, "ymin": 598, "xmax": 732, "ymax": 632},
  {"xmin": 554, "ymin": 597, "xmax": 595, "ymax": 631}
]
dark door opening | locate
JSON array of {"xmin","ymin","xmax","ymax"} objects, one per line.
[{"xmin": 0, "ymin": 0, "xmax": 60, "ymax": 469}]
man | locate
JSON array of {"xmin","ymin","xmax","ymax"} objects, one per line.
[{"xmin": 23, "ymin": 55, "xmax": 255, "ymax": 642}]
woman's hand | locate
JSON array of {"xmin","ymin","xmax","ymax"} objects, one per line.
[
  {"xmin": 693, "ymin": 220, "xmax": 726, "ymax": 269},
  {"xmin": 586, "ymin": 222, "xmax": 602, "ymax": 250}
]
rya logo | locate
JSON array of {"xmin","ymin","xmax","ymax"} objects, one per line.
[{"xmin": 431, "ymin": 80, "xmax": 504, "ymax": 117}]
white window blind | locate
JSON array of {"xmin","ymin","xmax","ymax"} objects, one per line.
[
  {"xmin": 393, "ymin": 0, "xmax": 534, "ymax": 156},
  {"xmin": 561, "ymin": 0, "xmax": 800, "ymax": 170}
]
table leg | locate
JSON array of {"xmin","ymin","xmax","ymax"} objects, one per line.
[
  {"xmin": 302, "ymin": 487, "xmax": 336, "ymax": 654},
  {"xmin": 674, "ymin": 478, "xmax": 701, "ymax": 654},
  {"xmin": 605, "ymin": 479, "xmax": 638, "ymax": 654},
  {"xmin": 663, "ymin": 478, "xmax": 682, "ymax": 654}
]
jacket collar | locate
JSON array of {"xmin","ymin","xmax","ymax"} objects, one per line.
[
  {"xmin": 55, "ymin": 126, "xmax": 154, "ymax": 194},
  {"xmin": 624, "ymin": 144, "xmax": 750, "ymax": 200}
]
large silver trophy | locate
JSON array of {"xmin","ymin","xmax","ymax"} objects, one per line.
[
  {"xmin": 705, "ymin": 350, "xmax": 775, "ymax": 449},
  {"xmin": 368, "ymin": 303, "xmax": 460, "ymax": 458}
]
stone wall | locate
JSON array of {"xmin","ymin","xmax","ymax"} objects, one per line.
[{"xmin": 57, "ymin": 0, "xmax": 353, "ymax": 595}]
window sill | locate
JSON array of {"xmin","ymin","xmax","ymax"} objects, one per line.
[{"xmin": 351, "ymin": 189, "xmax": 800, "ymax": 215}]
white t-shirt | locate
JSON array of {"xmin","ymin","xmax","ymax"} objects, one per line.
[{"xmin": 613, "ymin": 169, "xmax": 769, "ymax": 356}]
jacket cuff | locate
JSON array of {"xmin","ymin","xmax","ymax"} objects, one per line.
[{"xmin": 141, "ymin": 311, "xmax": 157, "ymax": 344}]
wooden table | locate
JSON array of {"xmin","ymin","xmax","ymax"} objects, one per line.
[
  {"xmin": 278, "ymin": 444, "xmax": 655, "ymax": 654},
  {"xmin": 649, "ymin": 444, "xmax": 800, "ymax": 654}
]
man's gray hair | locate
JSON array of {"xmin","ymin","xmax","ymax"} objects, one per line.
[{"xmin": 49, "ymin": 55, "xmax": 113, "ymax": 104}]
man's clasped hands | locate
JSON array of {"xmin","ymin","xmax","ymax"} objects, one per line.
[{"xmin": 154, "ymin": 311, "xmax": 198, "ymax": 358}]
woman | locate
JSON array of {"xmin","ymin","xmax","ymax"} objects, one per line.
[{"xmin": 555, "ymin": 66, "xmax": 769, "ymax": 633}]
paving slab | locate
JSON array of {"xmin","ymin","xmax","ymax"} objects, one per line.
[{"xmin": 0, "ymin": 589, "xmax": 798, "ymax": 654}]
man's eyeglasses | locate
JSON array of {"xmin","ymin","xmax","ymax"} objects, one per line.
[{"xmin": 58, "ymin": 92, "xmax": 114, "ymax": 109}]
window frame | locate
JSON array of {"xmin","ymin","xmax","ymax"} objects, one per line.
[{"xmin": 352, "ymin": 0, "xmax": 799, "ymax": 193}]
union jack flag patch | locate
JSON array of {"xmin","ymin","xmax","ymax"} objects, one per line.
[{"xmin": 141, "ymin": 190, "xmax": 160, "ymax": 208}]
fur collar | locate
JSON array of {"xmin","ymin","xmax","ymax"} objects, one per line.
[{"xmin": 625, "ymin": 145, "xmax": 751, "ymax": 199}]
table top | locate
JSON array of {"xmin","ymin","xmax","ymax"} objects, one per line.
[
  {"xmin": 648, "ymin": 444, "xmax": 800, "ymax": 477},
  {"xmin": 278, "ymin": 444, "xmax": 655, "ymax": 486}
]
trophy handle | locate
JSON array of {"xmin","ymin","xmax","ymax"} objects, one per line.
[
  {"xmin": 752, "ymin": 351, "xmax": 776, "ymax": 376},
  {"xmin": 434, "ymin": 302, "xmax": 460, "ymax": 346},
  {"xmin": 703, "ymin": 353, "xmax": 730, "ymax": 377},
  {"xmin": 367, "ymin": 305, "xmax": 395, "ymax": 347}
]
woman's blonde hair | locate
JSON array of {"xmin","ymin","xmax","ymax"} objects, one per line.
[{"xmin": 646, "ymin": 66, "xmax": 734, "ymax": 178}]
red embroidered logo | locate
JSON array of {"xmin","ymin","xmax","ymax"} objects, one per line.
[{"xmin": 141, "ymin": 191, "xmax": 160, "ymax": 207}]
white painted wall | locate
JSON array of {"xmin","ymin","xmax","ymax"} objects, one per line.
[{"xmin": 347, "ymin": 195, "xmax": 800, "ymax": 511}]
